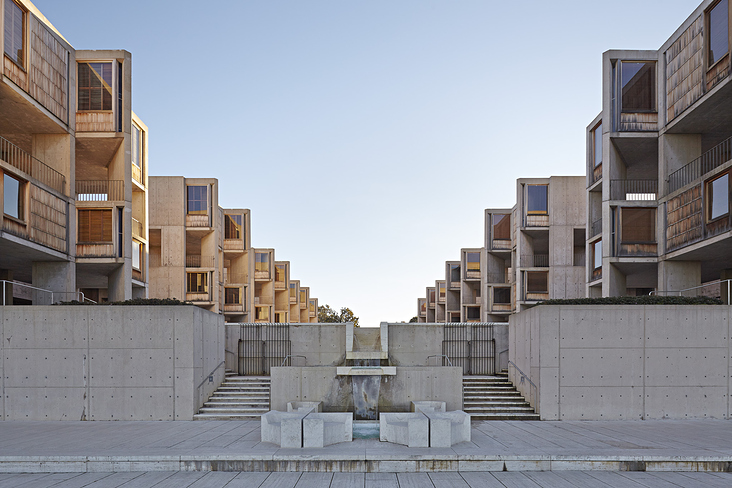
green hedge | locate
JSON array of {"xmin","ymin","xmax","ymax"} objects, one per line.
[
  {"xmin": 57, "ymin": 298, "xmax": 193, "ymax": 306},
  {"xmin": 537, "ymin": 296, "xmax": 723, "ymax": 306}
]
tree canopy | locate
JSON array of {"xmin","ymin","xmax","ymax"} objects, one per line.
[{"xmin": 318, "ymin": 304, "xmax": 360, "ymax": 327}]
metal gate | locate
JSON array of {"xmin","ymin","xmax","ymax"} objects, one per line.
[
  {"xmin": 442, "ymin": 323, "xmax": 495, "ymax": 375},
  {"xmin": 237, "ymin": 324, "xmax": 291, "ymax": 375}
]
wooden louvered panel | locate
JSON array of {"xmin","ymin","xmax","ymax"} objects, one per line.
[{"xmin": 78, "ymin": 209, "xmax": 112, "ymax": 243}]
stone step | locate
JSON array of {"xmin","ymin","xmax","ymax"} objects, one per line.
[
  {"xmin": 210, "ymin": 394, "xmax": 269, "ymax": 399},
  {"xmin": 464, "ymin": 392, "xmax": 526, "ymax": 398},
  {"xmin": 464, "ymin": 400, "xmax": 530, "ymax": 407},
  {"xmin": 199, "ymin": 407, "xmax": 269, "ymax": 414},
  {"xmin": 218, "ymin": 386, "xmax": 270, "ymax": 392},
  {"xmin": 204, "ymin": 401, "xmax": 269, "ymax": 407},
  {"xmin": 464, "ymin": 406, "xmax": 536, "ymax": 413},
  {"xmin": 470, "ymin": 413, "xmax": 541, "ymax": 421},
  {"xmin": 192, "ymin": 413, "xmax": 264, "ymax": 421}
]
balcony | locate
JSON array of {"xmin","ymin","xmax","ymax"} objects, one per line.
[
  {"xmin": 0, "ymin": 136, "xmax": 65, "ymax": 194},
  {"xmin": 224, "ymin": 238, "xmax": 245, "ymax": 252},
  {"xmin": 186, "ymin": 292, "xmax": 211, "ymax": 303},
  {"xmin": 491, "ymin": 239, "xmax": 511, "ymax": 250},
  {"xmin": 465, "ymin": 269, "xmax": 481, "ymax": 279},
  {"xmin": 487, "ymin": 273, "xmax": 508, "ymax": 284},
  {"xmin": 225, "ymin": 302, "xmax": 244, "ymax": 313},
  {"xmin": 186, "ymin": 214, "xmax": 210, "ymax": 228},
  {"xmin": 186, "ymin": 255, "xmax": 214, "ymax": 268},
  {"xmin": 668, "ymin": 135, "xmax": 732, "ymax": 194},
  {"xmin": 520, "ymin": 254, "xmax": 549, "ymax": 267},
  {"xmin": 76, "ymin": 180, "xmax": 124, "ymax": 202},
  {"xmin": 610, "ymin": 179, "xmax": 658, "ymax": 201},
  {"xmin": 131, "ymin": 218, "xmax": 144, "ymax": 240}
]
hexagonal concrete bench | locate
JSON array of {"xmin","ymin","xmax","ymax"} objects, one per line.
[
  {"xmin": 303, "ymin": 412, "xmax": 353, "ymax": 448},
  {"xmin": 379, "ymin": 412, "xmax": 429, "ymax": 448},
  {"xmin": 261, "ymin": 406, "xmax": 317, "ymax": 448}
]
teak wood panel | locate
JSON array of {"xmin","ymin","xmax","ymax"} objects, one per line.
[
  {"xmin": 706, "ymin": 54, "xmax": 730, "ymax": 91},
  {"xmin": 75, "ymin": 112, "xmax": 114, "ymax": 132},
  {"xmin": 525, "ymin": 214, "xmax": 549, "ymax": 227},
  {"xmin": 619, "ymin": 112, "xmax": 658, "ymax": 132},
  {"xmin": 29, "ymin": 184, "xmax": 67, "ymax": 253},
  {"xmin": 185, "ymin": 214, "xmax": 210, "ymax": 228},
  {"xmin": 666, "ymin": 15, "xmax": 704, "ymax": 122},
  {"xmin": 4, "ymin": 55, "xmax": 27, "ymax": 90},
  {"xmin": 2, "ymin": 217, "xmax": 28, "ymax": 239},
  {"xmin": 29, "ymin": 17, "xmax": 68, "ymax": 123},
  {"xmin": 618, "ymin": 243, "xmax": 658, "ymax": 256},
  {"xmin": 76, "ymin": 243, "xmax": 114, "ymax": 257},
  {"xmin": 666, "ymin": 185, "xmax": 703, "ymax": 251}
]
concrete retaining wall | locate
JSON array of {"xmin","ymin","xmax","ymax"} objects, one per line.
[
  {"xmin": 510, "ymin": 305, "xmax": 732, "ymax": 420},
  {"xmin": 270, "ymin": 366, "xmax": 463, "ymax": 413},
  {"xmin": 0, "ymin": 306, "xmax": 224, "ymax": 421}
]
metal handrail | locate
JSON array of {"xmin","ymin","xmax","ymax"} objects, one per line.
[
  {"xmin": 508, "ymin": 360, "xmax": 538, "ymax": 409},
  {"xmin": 0, "ymin": 135, "xmax": 65, "ymax": 193},
  {"xmin": 427, "ymin": 354, "xmax": 453, "ymax": 367},
  {"xmin": 668, "ymin": 135, "xmax": 732, "ymax": 194},
  {"xmin": 1, "ymin": 280, "xmax": 86, "ymax": 305},
  {"xmin": 651, "ymin": 278, "xmax": 731, "ymax": 303},
  {"xmin": 196, "ymin": 361, "xmax": 226, "ymax": 392},
  {"xmin": 280, "ymin": 355, "xmax": 307, "ymax": 367}
]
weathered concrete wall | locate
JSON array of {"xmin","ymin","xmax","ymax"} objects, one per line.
[
  {"xmin": 270, "ymin": 366, "xmax": 463, "ymax": 413},
  {"xmin": 510, "ymin": 305, "xmax": 732, "ymax": 420},
  {"xmin": 0, "ymin": 306, "xmax": 224, "ymax": 421}
]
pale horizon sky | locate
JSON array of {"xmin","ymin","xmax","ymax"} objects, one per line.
[{"xmin": 34, "ymin": 0, "xmax": 699, "ymax": 326}]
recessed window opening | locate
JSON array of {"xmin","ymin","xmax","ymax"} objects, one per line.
[
  {"xmin": 3, "ymin": 173, "xmax": 22, "ymax": 220},
  {"xmin": 592, "ymin": 122, "xmax": 603, "ymax": 167},
  {"xmin": 621, "ymin": 61, "xmax": 656, "ymax": 112},
  {"xmin": 225, "ymin": 214, "xmax": 242, "ymax": 239},
  {"xmin": 78, "ymin": 62, "xmax": 113, "ymax": 111},
  {"xmin": 621, "ymin": 208, "xmax": 656, "ymax": 243},
  {"xmin": 493, "ymin": 214, "xmax": 510, "ymax": 240},
  {"xmin": 527, "ymin": 185, "xmax": 548, "ymax": 214},
  {"xmin": 709, "ymin": 0, "xmax": 729, "ymax": 66},
  {"xmin": 709, "ymin": 173, "xmax": 730, "ymax": 220},
  {"xmin": 4, "ymin": 0, "xmax": 24, "ymax": 67},
  {"xmin": 186, "ymin": 186, "xmax": 208, "ymax": 215}
]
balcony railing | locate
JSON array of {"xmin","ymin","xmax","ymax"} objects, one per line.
[
  {"xmin": 610, "ymin": 179, "xmax": 658, "ymax": 201},
  {"xmin": 0, "ymin": 135, "xmax": 65, "ymax": 194},
  {"xmin": 76, "ymin": 180, "xmax": 124, "ymax": 201},
  {"xmin": 520, "ymin": 254, "xmax": 549, "ymax": 267},
  {"xmin": 131, "ymin": 217, "xmax": 143, "ymax": 239},
  {"xmin": 186, "ymin": 255, "xmax": 215, "ymax": 268},
  {"xmin": 668, "ymin": 135, "xmax": 732, "ymax": 194},
  {"xmin": 591, "ymin": 218, "xmax": 602, "ymax": 238}
]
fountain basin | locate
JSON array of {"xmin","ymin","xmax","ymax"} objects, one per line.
[{"xmin": 336, "ymin": 366, "xmax": 396, "ymax": 376}]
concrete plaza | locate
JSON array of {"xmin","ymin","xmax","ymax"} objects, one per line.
[{"xmin": 1, "ymin": 419, "xmax": 732, "ymax": 474}]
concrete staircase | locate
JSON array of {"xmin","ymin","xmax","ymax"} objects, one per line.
[
  {"xmin": 463, "ymin": 373, "xmax": 540, "ymax": 421},
  {"xmin": 193, "ymin": 373, "xmax": 270, "ymax": 420}
]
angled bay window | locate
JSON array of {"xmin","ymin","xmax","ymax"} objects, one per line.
[
  {"xmin": 78, "ymin": 62, "xmax": 113, "ymax": 111},
  {"xmin": 225, "ymin": 214, "xmax": 242, "ymax": 239},
  {"xmin": 492, "ymin": 214, "xmax": 510, "ymax": 241},
  {"xmin": 621, "ymin": 61, "xmax": 656, "ymax": 112},
  {"xmin": 466, "ymin": 252, "xmax": 481, "ymax": 277},
  {"xmin": 186, "ymin": 186, "xmax": 208, "ymax": 215},
  {"xmin": 131, "ymin": 124, "xmax": 144, "ymax": 184},
  {"xmin": 300, "ymin": 289, "xmax": 307, "ymax": 304},
  {"xmin": 255, "ymin": 252, "xmax": 269, "ymax": 273},
  {"xmin": 527, "ymin": 185, "xmax": 548, "ymax": 214},
  {"xmin": 450, "ymin": 264, "xmax": 461, "ymax": 285},
  {"xmin": 256, "ymin": 306, "xmax": 269, "ymax": 321},
  {"xmin": 526, "ymin": 272, "xmax": 548, "ymax": 294},
  {"xmin": 289, "ymin": 282, "xmax": 297, "ymax": 299},
  {"xmin": 621, "ymin": 208, "xmax": 656, "ymax": 243},
  {"xmin": 494, "ymin": 287, "xmax": 511, "ymax": 304},
  {"xmin": 708, "ymin": 0, "xmax": 729, "ymax": 66},
  {"xmin": 3, "ymin": 173, "xmax": 24, "ymax": 220},
  {"xmin": 225, "ymin": 287, "xmax": 240, "ymax": 304},
  {"xmin": 592, "ymin": 122, "xmax": 603, "ymax": 167},
  {"xmin": 592, "ymin": 240, "xmax": 603, "ymax": 281},
  {"xmin": 4, "ymin": 0, "xmax": 24, "ymax": 68},
  {"xmin": 132, "ymin": 241, "xmax": 142, "ymax": 270},
  {"xmin": 275, "ymin": 264, "xmax": 286, "ymax": 283},
  {"xmin": 438, "ymin": 283, "xmax": 446, "ymax": 301},
  {"xmin": 707, "ymin": 172, "xmax": 730, "ymax": 221},
  {"xmin": 78, "ymin": 209, "xmax": 113, "ymax": 242}
]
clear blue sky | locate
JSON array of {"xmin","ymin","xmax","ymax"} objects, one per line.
[{"xmin": 35, "ymin": 0, "xmax": 698, "ymax": 326}]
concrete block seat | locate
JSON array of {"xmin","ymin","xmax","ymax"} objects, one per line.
[
  {"xmin": 379, "ymin": 412, "xmax": 429, "ymax": 448},
  {"xmin": 287, "ymin": 401, "xmax": 323, "ymax": 413},
  {"xmin": 303, "ymin": 412, "xmax": 353, "ymax": 448},
  {"xmin": 261, "ymin": 409, "xmax": 314, "ymax": 448},
  {"xmin": 411, "ymin": 402, "xmax": 471, "ymax": 447}
]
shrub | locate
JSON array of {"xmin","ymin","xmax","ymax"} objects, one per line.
[
  {"xmin": 537, "ymin": 296, "xmax": 723, "ymax": 306},
  {"xmin": 56, "ymin": 298, "xmax": 193, "ymax": 306}
]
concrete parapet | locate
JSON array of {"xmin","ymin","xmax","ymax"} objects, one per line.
[{"xmin": 379, "ymin": 412, "xmax": 429, "ymax": 448}]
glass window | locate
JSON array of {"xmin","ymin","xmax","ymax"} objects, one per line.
[
  {"xmin": 78, "ymin": 209, "xmax": 113, "ymax": 242},
  {"xmin": 309, "ymin": 300, "xmax": 315, "ymax": 313},
  {"xmin": 78, "ymin": 62, "xmax": 113, "ymax": 111},
  {"xmin": 621, "ymin": 208, "xmax": 656, "ymax": 243},
  {"xmin": 438, "ymin": 283, "xmax": 446, "ymax": 300},
  {"xmin": 187, "ymin": 272, "xmax": 208, "ymax": 293},
  {"xmin": 450, "ymin": 264, "xmax": 460, "ymax": 283},
  {"xmin": 256, "ymin": 306, "xmax": 269, "ymax": 321},
  {"xmin": 275, "ymin": 264, "xmax": 286, "ymax": 282},
  {"xmin": 709, "ymin": 0, "xmax": 729, "ymax": 66},
  {"xmin": 186, "ymin": 186, "xmax": 207, "ymax": 215},
  {"xmin": 466, "ymin": 252, "xmax": 480, "ymax": 272},
  {"xmin": 593, "ymin": 122, "xmax": 603, "ymax": 167},
  {"xmin": 527, "ymin": 185, "xmax": 548, "ymax": 214},
  {"xmin": 526, "ymin": 272, "xmax": 548, "ymax": 293},
  {"xmin": 493, "ymin": 214, "xmax": 510, "ymax": 240},
  {"xmin": 225, "ymin": 287, "xmax": 240, "ymax": 304},
  {"xmin": 275, "ymin": 312, "xmax": 287, "ymax": 323},
  {"xmin": 494, "ymin": 287, "xmax": 511, "ymax": 304},
  {"xmin": 132, "ymin": 124, "xmax": 143, "ymax": 169},
  {"xmin": 289, "ymin": 282, "xmax": 297, "ymax": 298},
  {"xmin": 4, "ymin": 0, "xmax": 23, "ymax": 67},
  {"xmin": 709, "ymin": 173, "xmax": 729, "ymax": 220},
  {"xmin": 300, "ymin": 289, "xmax": 307, "ymax": 303},
  {"xmin": 428, "ymin": 289, "xmax": 435, "ymax": 304},
  {"xmin": 466, "ymin": 307, "xmax": 480, "ymax": 320},
  {"xmin": 132, "ymin": 241, "xmax": 141, "ymax": 270},
  {"xmin": 621, "ymin": 61, "xmax": 656, "ymax": 112},
  {"xmin": 224, "ymin": 214, "xmax": 242, "ymax": 239},
  {"xmin": 255, "ymin": 252, "xmax": 269, "ymax": 272},
  {"xmin": 593, "ymin": 240, "xmax": 603, "ymax": 270},
  {"xmin": 419, "ymin": 299, "xmax": 426, "ymax": 314},
  {"xmin": 3, "ymin": 173, "xmax": 22, "ymax": 220}
]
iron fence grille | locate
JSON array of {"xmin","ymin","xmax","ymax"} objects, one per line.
[
  {"xmin": 442, "ymin": 323, "xmax": 496, "ymax": 375},
  {"xmin": 237, "ymin": 323, "xmax": 291, "ymax": 375},
  {"xmin": 264, "ymin": 324, "xmax": 291, "ymax": 374}
]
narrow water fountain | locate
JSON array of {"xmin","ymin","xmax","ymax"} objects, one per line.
[{"xmin": 336, "ymin": 323, "xmax": 395, "ymax": 436}]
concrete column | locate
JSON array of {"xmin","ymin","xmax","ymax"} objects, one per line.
[
  {"xmin": 605, "ymin": 262, "xmax": 627, "ymax": 297},
  {"xmin": 658, "ymin": 261, "xmax": 701, "ymax": 295},
  {"xmin": 720, "ymin": 269, "xmax": 732, "ymax": 304},
  {"xmin": 32, "ymin": 261, "xmax": 75, "ymax": 304},
  {"xmin": 108, "ymin": 263, "xmax": 131, "ymax": 302},
  {"xmin": 0, "ymin": 270, "xmax": 12, "ymax": 305}
]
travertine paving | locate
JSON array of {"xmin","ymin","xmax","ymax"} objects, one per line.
[
  {"xmin": 1, "ymin": 419, "xmax": 732, "ymax": 473},
  {"xmin": 1, "ymin": 471, "xmax": 732, "ymax": 487}
]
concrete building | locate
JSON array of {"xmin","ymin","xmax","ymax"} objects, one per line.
[
  {"xmin": 587, "ymin": 0, "xmax": 732, "ymax": 298},
  {"xmin": 418, "ymin": 176, "xmax": 585, "ymax": 322},
  {"xmin": 148, "ymin": 176, "xmax": 318, "ymax": 323},
  {"xmin": 0, "ymin": 0, "xmax": 148, "ymax": 305}
]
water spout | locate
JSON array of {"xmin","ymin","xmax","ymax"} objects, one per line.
[{"xmin": 351, "ymin": 359, "xmax": 381, "ymax": 420}]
